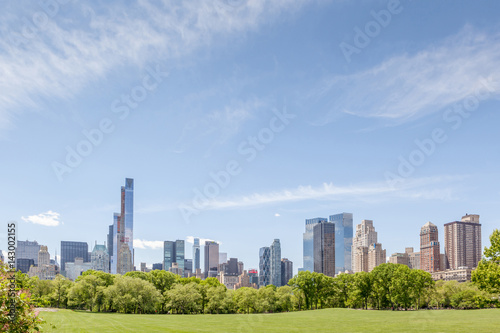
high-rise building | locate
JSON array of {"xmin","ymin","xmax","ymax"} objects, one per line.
[
  {"xmin": 219, "ymin": 252, "xmax": 228, "ymax": 265},
  {"xmin": 420, "ymin": 222, "xmax": 440, "ymax": 273},
  {"xmin": 90, "ymin": 243, "xmax": 109, "ymax": 273},
  {"xmin": 16, "ymin": 258, "xmax": 35, "ymax": 274},
  {"xmin": 313, "ymin": 221, "xmax": 335, "ymax": 277},
  {"xmin": 329, "ymin": 213, "xmax": 353, "ymax": 272},
  {"xmin": 368, "ymin": 243, "xmax": 386, "ymax": 272},
  {"xmin": 444, "ymin": 214, "xmax": 482, "ymax": 270},
  {"xmin": 389, "ymin": 252, "xmax": 410, "ymax": 266},
  {"xmin": 16, "ymin": 240, "xmax": 41, "ymax": 266},
  {"xmin": 66, "ymin": 257, "xmax": 92, "ymax": 281},
  {"xmin": 259, "ymin": 247, "xmax": 270, "ymax": 287},
  {"xmin": 238, "ymin": 261, "xmax": 244, "ymax": 275},
  {"xmin": 193, "ymin": 238, "xmax": 200, "ymax": 271},
  {"xmin": 281, "ymin": 258, "xmax": 293, "ymax": 286},
  {"xmin": 204, "ymin": 241, "xmax": 219, "ymax": 278},
  {"xmin": 303, "ymin": 218, "xmax": 327, "ymax": 272},
  {"xmin": 111, "ymin": 178, "xmax": 134, "ymax": 275},
  {"xmin": 61, "ymin": 241, "xmax": 89, "ymax": 275},
  {"xmin": 175, "ymin": 240, "xmax": 185, "ymax": 274},
  {"xmin": 28, "ymin": 246, "xmax": 58, "ymax": 280},
  {"xmin": 351, "ymin": 220, "xmax": 378, "ymax": 273},
  {"xmin": 270, "ymin": 239, "xmax": 282, "ymax": 287},
  {"xmin": 107, "ymin": 225, "xmax": 113, "ymax": 272},
  {"xmin": 405, "ymin": 247, "xmax": 420, "ymax": 270},
  {"xmin": 152, "ymin": 263, "xmax": 163, "ymax": 270},
  {"xmin": 164, "ymin": 241, "xmax": 175, "ymax": 271},
  {"xmin": 184, "ymin": 259, "xmax": 193, "ymax": 277},
  {"xmin": 248, "ymin": 269, "xmax": 259, "ymax": 286}
]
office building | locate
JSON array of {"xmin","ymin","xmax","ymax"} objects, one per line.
[
  {"xmin": 16, "ymin": 258, "xmax": 35, "ymax": 274},
  {"xmin": 107, "ymin": 225, "xmax": 113, "ymax": 271},
  {"xmin": 389, "ymin": 252, "xmax": 410, "ymax": 266},
  {"xmin": 420, "ymin": 222, "xmax": 440, "ymax": 273},
  {"xmin": 152, "ymin": 263, "xmax": 163, "ymax": 271},
  {"xmin": 303, "ymin": 218, "xmax": 327, "ymax": 272},
  {"xmin": 61, "ymin": 241, "xmax": 89, "ymax": 275},
  {"xmin": 16, "ymin": 240, "xmax": 41, "ymax": 265},
  {"xmin": 431, "ymin": 267, "xmax": 472, "ymax": 283},
  {"xmin": 368, "ymin": 243, "xmax": 386, "ymax": 272},
  {"xmin": 175, "ymin": 240, "xmax": 185, "ymax": 274},
  {"xmin": 405, "ymin": 247, "xmax": 421, "ymax": 270},
  {"xmin": 259, "ymin": 247, "xmax": 270, "ymax": 287},
  {"xmin": 313, "ymin": 221, "xmax": 335, "ymax": 277},
  {"xmin": 330, "ymin": 213, "xmax": 353, "ymax": 272},
  {"xmin": 193, "ymin": 238, "xmax": 200, "ymax": 271},
  {"xmin": 444, "ymin": 214, "xmax": 482, "ymax": 270},
  {"xmin": 111, "ymin": 178, "xmax": 134, "ymax": 275},
  {"xmin": 66, "ymin": 257, "xmax": 92, "ymax": 281},
  {"xmin": 238, "ymin": 261, "xmax": 244, "ymax": 275},
  {"xmin": 90, "ymin": 243, "xmax": 109, "ymax": 273},
  {"xmin": 218, "ymin": 271, "xmax": 240, "ymax": 290},
  {"xmin": 169, "ymin": 262, "xmax": 182, "ymax": 276},
  {"xmin": 140, "ymin": 262, "xmax": 151, "ymax": 273},
  {"xmin": 163, "ymin": 240, "xmax": 185, "ymax": 276},
  {"xmin": 234, "ymin": 270, "xmax": 258, "ymax": 290},
  {"xmin": 219, "ymin": 252, "xmax": 228, "ymax": 265},
  {"xmin": 164, "ymin": 241, "xmax": 175, "ymax": 271},
  {"xmin": 184, "ymin": 259, "xmax": 193, "ymax": 276},
  {"xmin": 204, "ymin": 241, "xmax": 219, "ymax": 278},
  {"xmin": 351, "ymin": 220, "xmax": 379, "ymax": 273},
  {"xmin": 248, "ymin": 269, "xmax": 259, "ymax": 286},
  {"xmin": 281, "ymin": 258, "xmax": 293, "ymax": 286},
  {"xmin": 270, "ymin": 239, "xmax": 282, "ymax": 287},
  {"xmin": 28, "ymin": 246, "xmax": 58, "ymax": 280}
]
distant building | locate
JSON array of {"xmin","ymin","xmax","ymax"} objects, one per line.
[
  {"xmin": 281, "ymin": 258, "xmax": 293, "ymax": 286},
  {"xmin": 368, "ymin": 243, "xmax": 386, "ymax": 272},
  {"xmin": 184, "ymin": 259, "xmax": 193, "ymax": 277},
  {"xmin": 66, "ymin": 257, "xmax": 92, "ymax": 281},
  {"xmin": 107, "ymin": 225, "xmax": 113, "ymax": 272},
  {"xmin": 259, "ymin": 247, "xmax": 270, "ymax": 287},
  {"xmin": 270, "ymin": 239, "xmax": 282, "ymax": 287},
  {"xmin": 431, "ymin": 267, "xmax": 472, "ymax": 283},
  {"xmin": 164, "ymin": 241, "xmax": 175, "ymax": 271},
  {"xmin": 234, "ymin": 270, "xmax": 258, "ymax": 290},
  {"xmin": 220, "ymin": 258, "xmax": 239, "ymax": 275},
  {"xmin": 163, "ymin": 240, "xmax": 185, "ymax": 276},
  {"xmin": 352, "ymin": 220, "xmax": 385, "ymax": 272},
  {"xmin": 16, "ymin": 240, "xmax": 41, "ymax": 265},
  {"xmin": 111, "ymin": 178, "xmax": 134, "ymax": 275},
  {"xmin": 169, "ymin": 262, "xmax": 182, "ymax": 276},
  {"xmin": 238, "ymin": 261, "xmax": 244, "ymax": 276},
  {"xmin": 28, "ymin": 246, "xmax": 58, "ymax": 280},
  {"xmin": 204, "ymin": 241, "xmax": 219, "ymax": 278},
  {"xmin": 218, "ymin": 271, "xmax": 240, "ymax": 290},
  {"xmin": 175, "ymin": 240, "xmax": 185, "ymax": 274},
  {"xmin": 16, "ymin": 258, "xmax": 35, "ymax": 274},
  {"xmin": 353, "ymin": 246, "xmax": 369, "ymax": 273},
  {"xmin": 152, "ymin": 263, "xmax": 163, "ymax": 270},
  {"xmin": 405, "ymin": 247, "xmax": 421, "ymax": 270},
  {"xmin": 420, "ymin": 222, "xmax": 440, "ymax": 273},
  {"xmin": 313, "ymin": 221, "xmax": 335, "ymax": 277},
  {"xmin": 329, "ymin": 213, "xmax": 353, "ymax": 272},
  {"xmin": 90, "ymin": 243, "xmax": 109, "ymax": 273},
  {"xmin": 140, "ymin": 262, "xmax": 151, "ymax": 273},
  {"xmin": 444, "ymin": 214, "xmax": 482, "ymax": 270},
  {"xmin": 389, "ymin": 252, "xmax": 409, "ymax": 266},
  {"xmin": 219, "ymin": 252, "xmax": 228, "ymax": 265},
  {"xmin": 193, "ymin": 238, "xmax": 200, "ymax": 271},
  {"xmin": 61, "ymin": 241, "xmax": 89, "ymax": 275},
  {"xmin": 248, "ymin": 269, "xmax": 259, "ymax": 286},
  {"xmin": 303, "ymin": 218, "xmax": 327, "ymax": 272}
]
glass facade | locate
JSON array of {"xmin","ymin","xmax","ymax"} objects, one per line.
[
  {"xmin": 111, "ymin": 213, "xmax": 119, "ymax": 274},
  {"xmin": 303, "ymin": 218, "xmax": 327, "ymax": 272},
  {"xmin": 313, "ymin": 221, "xmax": 335, "ymax": 277},
  {"xmin": 163, "ymin": 241, "xmax": 175, "ymax": 271},
  {"xmin": 123, "ymin": 178, "xmax": 134, "ymax": 265},
  {"xmin": 61, "ymin": 241, "xmax": 89, "ymax": 274},
  {"xmin": 330, "ymin": 213, "xmax": 353, "ymax": 272},
  {"xmin": 175, "ymin": 240, "xmax": 185, "ymax": 273},
  {"xmin": 270, "ymin": 239, "xmax": 282, "ymax": 287},
  {"xmin": 16, "ymin": 258, "xmax": 35, "ymax": 274},
  {"xmin": 193, "ymin": 238, "xmax": 200, "ymax": 270},
  {"xmin": 259, "ymin": 247, "xmax": 270, "ymax": 287},
  {"xmin": 16, "ymin": 240, "xmax": 41, "ymax": 266},
  {"xmin": 204, "ymin": 241, "xmax": 219, "ymax": 277}
]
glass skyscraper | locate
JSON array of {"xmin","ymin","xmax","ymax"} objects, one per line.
[
  {"xmin": 122, "ymin": 178, "xmax": 134, "ymax": 261},
  {"xmin": 204, "ymin": 241, "xmax": 219, "ymax": 278},
  {"xmin": 61, "ymin": 241, "xmax": 89, "ymax": 274},
  {"xmin": 313, "ymin": 221, "xmax": 335, "ymax": 277},
  {"xmin": 303, "ymin": 218, "xmax": 327, "ymax": 272},
  {"xmin": 193, "ymin": 238, "xmax": 200, "ymax": 271},
  {"xmin": 259, "ymin": 247, "xmax": 270, "ymax": 287},
  {"xmin": 163, "ymin": 241, "xmax": 175, "ymax": 271},
  {"xmin": 329, "ymin": 213, "xmax": 353, "ymax": 273},
  {"xmin": 270, "ymin": 239, "xmax": 282, "ymax": 287},
  {"xmin": 112, "ymin": 178, "xmax": 134, "ymax": 275},
  {"xmin": 175, "ymin": 240, "xmax": 185, "ymax": 273}
]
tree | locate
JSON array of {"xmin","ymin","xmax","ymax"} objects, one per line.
[
  {"xmin": 124, "ymin": 271, "xmax": 149, "ymax": 281},
  {"xmin": 164, "ymin": 282, "xmax": 202, "ymax": 314},
  {"xmin": 332, "ymin": 273, "xmax": 354, "ymax": 308},
  {"xmin": 472, "ymin": 229, "xmax": 500, "ymax": 293},
  {"xmin": 390, "ymin": 265, "xmax": 413, "ymax": 310},
  {"xmin": 68, "ymin": 274, "xmax": 105, "ymax": 311},
  {"xmin": 206, "ymin": 285, "xmax": 234, "ymax": 314},
  {"xmin": 105, "ymin": 276, "xmax": 161, "ymax": 314},
  {"xmin": 275, "ymin": 286, "xmax": 293, "ymax": 312},
  {"xmin": 370, "ymin": 263, "xmax": 398, "ymax": 309},
  {"xmin": 351, "ymin": 272, "xmax": 372, "ymax": 310},
  {"xmin": 288, "ymin": 271, "xmax": 316, "ymax": 310},
  {"xmin": 51, "ymin": 274, "xmax": 73, "ymax": 308},
  {"xmin": 233, "ymin": 287, "xmax": 257, "ymax": 314},
  {"xmin": 256, "ymin": 285, "xmax": 277, "ymax": 313},
  {"xmin": 409, "ymin": 269, "xmax": 434, "ymax": 309}
]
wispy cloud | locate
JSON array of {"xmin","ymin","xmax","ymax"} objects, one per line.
[
  {"xmin": 21, "ymin": 210, "xmax": 62, "ymax": 226},
  {"xmin": 134, "ymin": 239, "xmax": 164, "ymax": 250},
  {"xmin": 0, "ymin": 0, "xmax": 311, "ymax": 132},
  {"xmin": 311, "ymin": 26, "xmax": 500, "ymax": 126}
]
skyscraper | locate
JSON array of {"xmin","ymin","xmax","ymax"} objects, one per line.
[
  {"xmin": 175, "ymin": 240, "xmax": 185, "ymax": 274},
  {"xmin": 107, "ymin": 225, "xmax": 113, "ymax": 272},
  {"xmin": 313, "ymin": 221, "xmax": 335, "ymax": 277},
  {"xmin": 270, "ymin": 239, "xmax": 282, "ymax": 287},
  {"xmin": 61, "ymin": 241, "xmax": 89, "ymax": 275},
  {"xmin": 329, "ymin": 213, "xmax": 353, "ymax": 272},
  {"xmin": 281, "ymin": 258, "xmax": 293, "ymax": 286},
  {"xmin": 368, "ymin": 243, "xmax": 386, "ymax": 272},
  {"xmin": 352, "ymin": 220, "xmax": 386, "ymax": 272},
  {"xmin": 204, "ymin": 241, "xmax": 219, "ymax": 278},
  {"xmin": 163, "ymin": 241, "xmax": 175, "ymax": 271},
  {"xmin": 303, "ymin": 218, "xmax": 327, "ymax": 272},
  {"xmin": 112, "ymin": 178, "xmax": 134, "ymax": 275},
  {"xmin": 162, "ymin": 240, "xmax": 185, "ymax": 276},
  {"xmin": 420, "ymin": 222, "xmax": 440, "ymax": 273},
  {"xmin": 91, "ymin": 243, "xmax": 109, "ymax": 273},
  {"xmin": 193, "ymin": 238, "xmax": 200, "ymax": 271},
  {"xmin": 259, "ymin": 247, "xmax": 270, "ymax": 287},
  {"xmin": 444, "ymin": 214, "xmax": 482, "ymax": 270},
  {"xmin": 16, "ymin": 240, "xmax": 41, "ymax": 266}
]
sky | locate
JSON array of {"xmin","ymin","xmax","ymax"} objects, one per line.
[{"xmin": 1, "ymin": 0, "xmax": 500, "ymax": 274}]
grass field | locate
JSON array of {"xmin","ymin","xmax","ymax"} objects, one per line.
[{"xmin": 39, "ymin": 308, "xmax": 500, "ymax": 332}]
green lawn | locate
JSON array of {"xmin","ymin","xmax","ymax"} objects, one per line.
[{"xmin": 39, "ymin": 308, "xmax": 500, "ymax": 332}]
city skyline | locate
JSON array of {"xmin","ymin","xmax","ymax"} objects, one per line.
[{"xmin": 1, "ymin": 1, "xmax": 500, "ymax": 275}]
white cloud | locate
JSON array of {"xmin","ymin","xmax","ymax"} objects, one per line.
[
  {"xmin": 134, "ymin": 239, "xmax": 164, "ymax": 250},
  {"xmin": 312, "ymin": 26, "xmax": 500, "ymax": 126},
  {"xmin": 275, "ymin": 213, "xmax": 281, "ymax": 217},
  {"xmin": 0, "ymin": 0, "xmax": 311, "ymax": 132},
  {"xmin": 21, "ymin": 210, "xmax": 62, "ymax": 227}
]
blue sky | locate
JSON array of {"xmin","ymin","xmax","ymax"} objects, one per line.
[{"xmin": 1, "ymin": 0, "xmax": 499, "ymax": 273}]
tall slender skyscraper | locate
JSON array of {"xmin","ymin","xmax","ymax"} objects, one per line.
[
  {"xmin": 313, "ymin": 221, "xmax": 335, "ymax": 277},
  {"xmin": 193, "ymin": 238, "xmax": 200, "ymax": 271},
  {"xmin": 259, "ymin": 247, "xmax": 270, "ymax": 287},
  {"xmin": 107, "ymin": 225, "xmax": 113, "ymax": 272},
  {"xmin": 444, "ymin": 214, "xmax": 481, "ymax": 270},
  {"xmin": 330, "ymin": 213, "xmax": 353, "ymax": 273},
  {"xmin": 420, "ymin": 222, "xmax": 440, "ymax": 273},
  {"xmin": 112, "ymin": 178, "xmax": 134, "ymax": 275},
  {"xmin": 303, "ymin": 218, "xmax": 327, "ymax": 272},
  {"xmin": 270, "ymin": 239, "xmax": 282, "ymax": 287},
  {"xmin": 204, "ymin": 241, "xmax": 219, "ymax": 278},
  {"xmin": 281, "ymin": 258, "xmax": 293, "ymax": 286}
]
